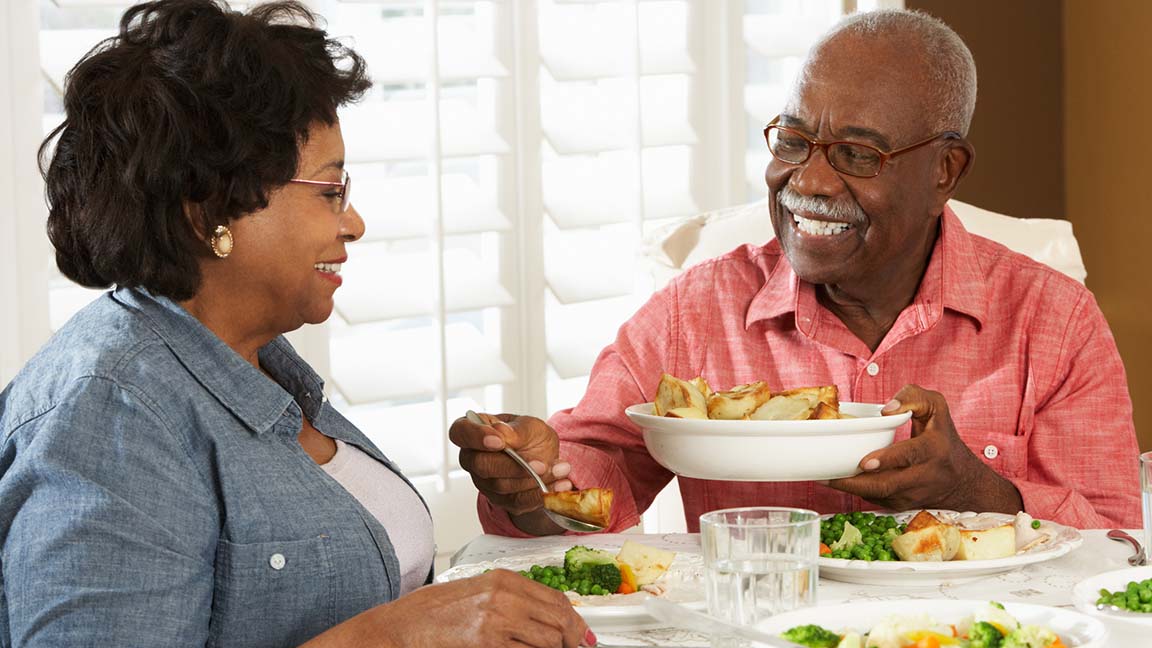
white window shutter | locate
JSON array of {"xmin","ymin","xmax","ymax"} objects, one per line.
[{"xmin": 8, "ymin": 0, "xmax": 873, "ymax": 554}]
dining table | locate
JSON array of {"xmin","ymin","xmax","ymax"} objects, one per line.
[{"xmin": 450, "ymin": 529, "xmax": 1145, "ymax": 647}]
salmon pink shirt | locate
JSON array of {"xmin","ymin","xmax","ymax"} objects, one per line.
[{"xmin": 479, "ymin": 207, "xmax": 1140, "ymax": 534}]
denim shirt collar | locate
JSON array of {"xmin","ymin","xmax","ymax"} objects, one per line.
[{"xmin": 111, "ymin": 287, "xmax": 314, "ymax": 435}]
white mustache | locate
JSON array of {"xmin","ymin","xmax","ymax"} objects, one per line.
[{"xmin": 778, "ymin": 186, "xmax": 864, "ymax": 222}]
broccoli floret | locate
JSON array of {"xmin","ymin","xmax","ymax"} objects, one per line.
[
  {"xmin": 967, "ymin": 621, "xmax": 1005, "ymax": 648},
  {"xmin": 780, "ymin": 624, "xmax": 841, "ymax": 648},
  {"xmin": 563, "ymin": 545, "xmax": 617, "ymax": 572},
  {"xmin": 562, "ymin": 546, "xmax": 623, "ymax": 594},
  {"xmin": 564, "ymin": 562, "xmax": 622, "ymax": 595}
]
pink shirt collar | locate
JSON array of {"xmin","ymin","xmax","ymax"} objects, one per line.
[{"xmin": 745, "ymin": 205, "xmax": 989, "ymax": 345}]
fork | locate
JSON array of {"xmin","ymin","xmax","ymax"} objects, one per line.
[
  {"xmin": 464, "ymin": 410, "xmax": 604, "ymax": 533},
  {"xmin": 1106, "ymin": 529, "xmax": 1147, "ymax": 566}
]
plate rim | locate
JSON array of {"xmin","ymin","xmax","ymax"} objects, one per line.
[{"xmin": 817, "ymin": 510, "xmax": 1083, "ymax": 576}]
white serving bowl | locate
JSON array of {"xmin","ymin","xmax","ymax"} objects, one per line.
[{"xmin": 624, "ymin": 402, "xmax": 911, "ymax": 481}]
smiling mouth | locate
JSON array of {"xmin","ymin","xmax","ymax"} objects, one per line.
[
  {"xmin": 314, "ymin": 262, "xmax": 342, "ymax": 274},
  {"xmin": 792, "ymin": 213, "xmax": 853, "ymax": 236}
]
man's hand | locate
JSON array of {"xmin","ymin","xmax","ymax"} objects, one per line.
[
  {"xmin": 449, "ymin": 413, "xmax": 573, "ymax": 535},
  {"xmin": 827, "ymin": 384, "xmax": 1023, "ymax": 514}
]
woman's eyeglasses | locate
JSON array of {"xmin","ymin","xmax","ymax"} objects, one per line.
[
  {"xmin": 288, "ymin": 169, "xmax": 352, "ymax": 212},
  {"xmin": 764, "ymin": 116, "xmax": 961, "ymax": 178}
]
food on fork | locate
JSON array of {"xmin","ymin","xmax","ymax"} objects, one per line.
[{"xmin": 542, "ymin": 487, "xmax": 613, "ymax": 528}]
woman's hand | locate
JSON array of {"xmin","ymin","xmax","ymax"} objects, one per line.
[
  {"xmin": 302, "ymin": 570, "xmax": 594, "ymax": 647},
  {"xmin": 450, "ymin": 413, "xmax": 573, "ymax": 535}
]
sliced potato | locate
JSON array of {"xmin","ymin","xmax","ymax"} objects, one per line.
[
  {"xmin": 777, "ymin": 385, "xmax": 839, "ymax": 410},
  {"xmin": 890, "ymin": 511, "xmax": 961, "ymax": 562},
  {"xmin": 616, "ymin": 539, "xmax": 675, "ymax": 586},
  {"xmin": 809, "ymin": 402, "xmax": 839, "ymax": 420},
  {"xmin": 953, "ymin": 524, "xmax": 1016, "ymax": 560},
  {"xmin": 653, "ymin": 373, "xmax": 708, "ymax": 416},
  {"xmin": 690, "ymin": 376, "xmax": 712, "ymax": 401},
  {"xmin": 706, "ymin": 381, "xmax": 772, "ymax": 420},
  {"xmin": 750, "ymin": 394, "xmax": 814, "ymax": 421},
  {"xmin": 665, "ymin": 406, "xmax": 708, "ymax": 419}
]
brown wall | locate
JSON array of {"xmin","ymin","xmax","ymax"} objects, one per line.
[
  {"xmin": 1063, "ymin": 0, "xmax": 1152, "ymax": 450},
  {"xmin": 908, "ymin": 0, "xmax": 1151, "ymax": 450},
  {"xmin": 907, "ymin": 0, "xmax": 1065, "ymax": 220}
]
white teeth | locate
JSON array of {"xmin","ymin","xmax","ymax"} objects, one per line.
[
  {"xmin": 793, "ymin": 214, "xmax": 851, "ymax": 236},
  {"xmin": 314, "ymin": 262, "xmax": 342, "ymax": 273}
]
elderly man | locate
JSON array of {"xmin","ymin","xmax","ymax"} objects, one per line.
[{"xmin": 451, "ymin": 9, "xmax": 1140, "ymax": 535}]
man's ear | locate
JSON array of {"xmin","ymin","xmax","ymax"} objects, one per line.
[
  {"xmin": 937, "ymin": 140, "xmax": 975, "ymax": 198},
  {"xmin": 929, "ymin": 140, "xmax": 974, "ymax": 217}
]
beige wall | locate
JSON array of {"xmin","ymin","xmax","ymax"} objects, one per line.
[
  {"xmin": 908, "ymin": 0, "xmax": 1150, "ymax": 449},
  {"xmin": 1064, "ymin": 0, "xmax": 1152, "ymax": 450}
]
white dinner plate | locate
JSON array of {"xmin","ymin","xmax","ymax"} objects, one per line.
[
  {"xmin": 436, "ymin": 548, "xmax": 704, "ymax": 631},
  {"xmin": 757, "ymin": 599, "xmax": 1108, "ymax": 647},
  {"xmin": 819, "ymin": 510, "xmax": 1083, "ymax": 585},
  {"xmin": 624, "ymin": 402, "xmax": 911, "ymax": 481},
  {"xmin": 1072, "ymin": 565, "xmax": 1152, "ymax": 627}
]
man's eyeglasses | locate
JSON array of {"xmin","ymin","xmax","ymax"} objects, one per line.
[
  {"xmin": 763, "ymin": 117, "xmax": 961, "ymax": 178},
  {"xmin": 288, "ymin": 169, "xmax": 352, "ymax": 213}
]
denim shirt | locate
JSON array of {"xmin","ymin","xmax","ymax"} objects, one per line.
[{"xmin": 0, "ymin": 288, "xmax": 429, "ymax": 647}]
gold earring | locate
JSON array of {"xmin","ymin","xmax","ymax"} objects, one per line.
[{"xmin": 209, "ymin": 225, "xmax": 234, "ymax": 258}]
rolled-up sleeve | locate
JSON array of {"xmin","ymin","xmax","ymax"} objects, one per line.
[
  {"xmin": 477, "ymin": 285, "xmax": 680, "ymax": 536},
  {"xmin": 1, "ymin": 376, "xmax": 218, "ymax": 647}
]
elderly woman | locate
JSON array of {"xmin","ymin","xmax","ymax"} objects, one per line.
[{"xmin": 0, "ymin": 1, "xmax": 590, "ymax": 647}]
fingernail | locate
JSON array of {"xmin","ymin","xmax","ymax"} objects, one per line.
[
  {"xmin": 862, "ymin": 458, "xmax": 880, "ymax": 471},
  {"xmin": 552, "ymin": 462, "xmax": 571, "ymax": 478},
  {"xmin": 552, "ymin": 479, "xmax": 573, "ymax": 492},
  {"xmin": 815, "ymin": 479, "xmax": 830, "ymax": 486},
  {"xmin": 882, "ymin": 399, "xmax": 901, "ymax": 413},
  {"xmin": 583, "ymin": 627, "xmax": 597, "ymax": 646},
  {"xmin": 482, "ymin": 435, "xmax": 504, "ymax": 450},
  {"xmin": 528, "ymin": 460, "xmax": 547, "ymax": 474}
]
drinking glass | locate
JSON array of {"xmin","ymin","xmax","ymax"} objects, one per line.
[
  {"xmin": 700, "ymin": 507, "xmax": 820, "ymax": 632},
  {"xmin": 1141, "ymin": 451, "xmax": 1152, "ymax": 564}
]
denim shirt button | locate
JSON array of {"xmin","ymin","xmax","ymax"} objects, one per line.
[{"xmin": 269, "ymin": 553, "xmax": 286, "ymax": 570}]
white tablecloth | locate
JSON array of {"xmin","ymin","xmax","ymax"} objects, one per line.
[{"xmin": 451, "ymin": 529, "xmax": 1144, "ymax": 646}]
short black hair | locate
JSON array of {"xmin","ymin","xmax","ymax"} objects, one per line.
[{"xmin": 41, "ymin": 0, "xmax": 371, "ymax": 300}]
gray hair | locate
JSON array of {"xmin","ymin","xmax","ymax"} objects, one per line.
[{"xmin": 805, "ymin": 9, "xmax": 978, "ymax": 136}]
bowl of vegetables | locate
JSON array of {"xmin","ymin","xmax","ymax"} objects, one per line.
[
  {"xmin": 761, "ymin": 600, "xmax": 1107, "ymax": 647},
  {"xmin": 1073, "ymin": 565, "xmax": 1152, "ymax": 627}
]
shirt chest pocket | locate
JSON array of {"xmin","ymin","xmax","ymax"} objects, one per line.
[
  {"xmin": 208, "ymin": 535, "xmax": 335, "ymax": 647},
  {"xmin": 960, "ymin": 431, "xmax": 1029, "ymax": 479}
]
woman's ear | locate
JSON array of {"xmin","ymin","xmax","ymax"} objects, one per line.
[{"xmin": 183, "ymin": 200, "xmax": 210, "ymax": 240}]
